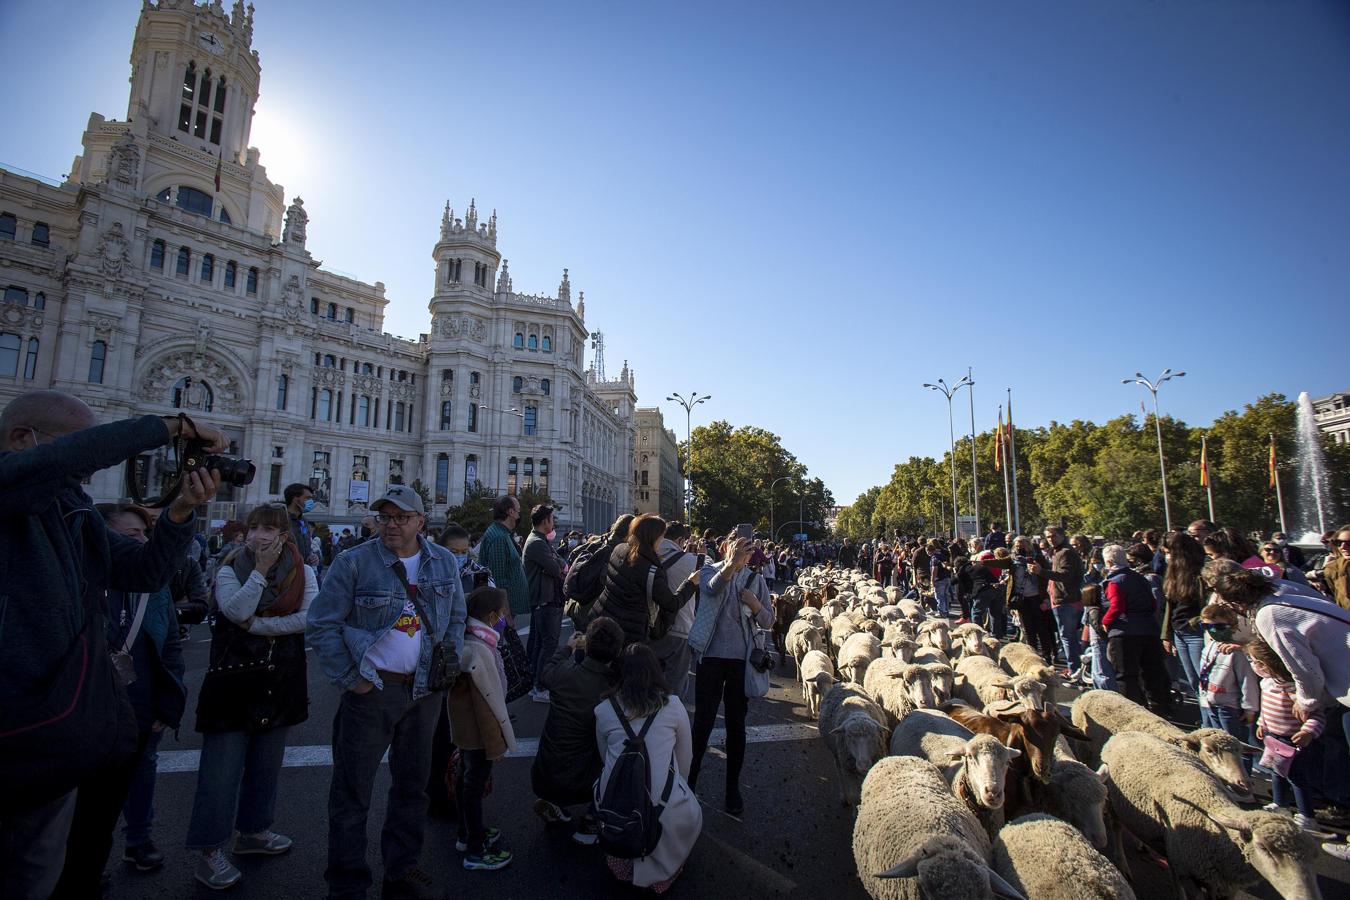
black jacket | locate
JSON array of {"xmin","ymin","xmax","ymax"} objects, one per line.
[
  {"xmin": 531, "ymin": 645, "xmax": 617, "ymax": 805},
  {"xmin": 170, "ymin": 554, "xmax": 210, "ymax": 625},
  {"xmin": 591, "ymin": 544, "xmax": 680, "ymax": 647},
  {"xmin": 196, "ymin": 618, "xmax": 308, "ymax": 734},
  {"xmin": 524, "ymin": 530, "xmax": 565, "ymax": 609}
]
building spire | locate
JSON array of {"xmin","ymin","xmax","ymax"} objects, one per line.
[
  {"xmin": 576, "ymin": 290, "xmax": 585, "ymax": 322},
  {"xmin": 558, "ymin": 268, "xmax": 571, "ymax": 303},
  {"xmin": 488, "ymin": 209, "xmax": 497, "ymax": 243},
  {"xmin": 440, "ymin": 200, "xmax": 451, "ymax": 240},
  {"xmin": 465, "ymin": 198, "xmax": 477, "ymax": 230},
  {"xmin": 496, "ymin": 258, "xmax": 512, "ymax": 294}
]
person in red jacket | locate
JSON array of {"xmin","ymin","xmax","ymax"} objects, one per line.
[{"xmin": 1101, "ymin": 544, "xmax": 1171, "ymax": 713}]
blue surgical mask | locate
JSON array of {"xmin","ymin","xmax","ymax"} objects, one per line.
[
  {"xmin": 451, "ymin": 553, "xmax": 468, "ymax": 570},
  {"xmin": 301, "ymin": 499, "xmax": 315, "ymax": 514}
]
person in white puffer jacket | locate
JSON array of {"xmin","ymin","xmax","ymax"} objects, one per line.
[{"xmin": 1196, "ymin": 603, "xmax": 1259, "ymax": 744}]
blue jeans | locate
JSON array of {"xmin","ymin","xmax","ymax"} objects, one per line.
[
  {"xmin": 185, "ymin": 727, "xmax": 289, "ymax": 851},
  {"xmin": 1088, "ymin": 629, "xmax": 1116, "ymax": 691},
  {"xmin": 1172, "ymin": 625, "xmax": 1205, "ymax": 694},
  {"xmin": 526, "ymin": 604, "xmax": 563, "ymax": 692},
  {"xmin": 1052, "ymin": 605, "xmax": 1082, "ymax": 668},
  {"xmin": 121, "ymin": 728, "xmax": 164, "ymax": 847},
  {"xmin": 934, "ymin": 579, "xmax": 951, "ymax": 617}
]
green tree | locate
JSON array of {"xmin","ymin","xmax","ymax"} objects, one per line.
[{"xmin": 443, "ymin": 482, "xmax": 497, "ymax": 538}]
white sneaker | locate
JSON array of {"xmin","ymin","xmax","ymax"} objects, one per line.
[
  {"xmin": 1262, "ymin": 802, "xmax": 1282, "ymax": 812},
  {"xmin": 195, "ymin": 848, "xmax": 242, "ymax": 890},
  {"xmin": 1294, "ymin": 813, "xmax": 1335, "ymax": 838},
  {"xmin": 1322, "ymin": 839, "xmax": 1350, "ymax": 863},
  {"xmin": 531, "ymin": 689, "xmax": 551, "ymax": 703}
]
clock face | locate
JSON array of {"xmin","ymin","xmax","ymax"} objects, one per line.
[{"xmin": 198, "ymin": 32, "xmax": 224, "ymax": 55}]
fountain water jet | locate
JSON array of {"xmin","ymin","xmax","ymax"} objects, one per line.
[{"xmin": 1294, "ymin": 391, "xmax": 1331, "ymax": 542}]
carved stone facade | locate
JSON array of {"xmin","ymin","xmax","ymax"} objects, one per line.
[
  {"xmin": 634, "ymin": 407, "xmax": 685, "ymax": 521},
  {"xmin": 0, "ymin": 0, "xmax": 636, "ymax": 530}
]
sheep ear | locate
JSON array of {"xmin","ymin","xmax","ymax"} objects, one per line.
[
  {"xmin": 1096, "ymin": 763, "xmax": 1109, "ymax": 783},
  {"xmin": 983, "ymin": 866, "xmax": 1028, "ymax": 900},
  {"xmin": 1172, "ymin": 794, "xmax": 1253, "ymax": 841},
  {"xmin": 945, "ymin": 749, "xmax": 966, "ymax": 763},
  {"xmin": 876, "ymin": 850, "xmax": 921, "ymax": 879},
  {"xmin": 829, "ymin": 725, "xmax": 847, "ymax": 736},
  {"xmin": 1238, "ymin": 741, "xmax": 1263, "ymax": 754},
  {"xmin": 1005, "ymin": 747, "xmax": 1022, "ymax": 759}
]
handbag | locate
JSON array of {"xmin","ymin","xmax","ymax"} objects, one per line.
[
  {"xmin": 110, "ymin": 592, "xmax": 151, "ymax": 686},
  {"xmin": 393, "ymin": 563, "xmax": 460, "ymax": 692},
  {"xmin": 744, "ymin": 623, "xmax": 772, "ymax": 698},
  {"xmin": 499, "ymin": 623, "xmax": 532, "ymax": 703}
]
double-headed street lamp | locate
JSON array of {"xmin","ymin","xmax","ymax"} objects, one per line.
[
  {"xmin": 1122, "ymin": 369, "xmax": 1185, "ymax": 532},
  {"xmin": 923, "ymin": 375, "xmax": 972, "ymax": 540},
  {"xmin": 769, "ymin": 475, "xmax": 793, "ymax": 539},
  {"xmin": 666, "ymin": 391, "xmax": 710, "ymax": 524}
]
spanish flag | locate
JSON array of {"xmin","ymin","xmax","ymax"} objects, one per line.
[
  {"xmin": 1269, "ymin": 434, "xmax": 1277, "ymax": 490},
  {"xmin": 1200, "ymin": 435, "xmax": 1209, "ymax": 487},
  {"xmin": 995, "ymin": 407, "xmax": 1004, "ymax": 471}
]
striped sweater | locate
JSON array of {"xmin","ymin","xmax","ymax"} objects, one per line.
[{"xmin": 1258, "ymin": 677, "xmax": 1325, "ymax": 741}]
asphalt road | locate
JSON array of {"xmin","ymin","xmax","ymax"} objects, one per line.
[{"xmin": 104, "ymin": 625, "xmax": 1350, "ymax": 900}]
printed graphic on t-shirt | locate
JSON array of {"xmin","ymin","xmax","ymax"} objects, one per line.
[{"xmin": 392, "ymin": 600, "xmax": 421, "ymax": 638}]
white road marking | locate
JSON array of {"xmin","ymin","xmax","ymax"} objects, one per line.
[{"xmin": 156, "ymin": 722, "xmax": 817, "ymax": 774}]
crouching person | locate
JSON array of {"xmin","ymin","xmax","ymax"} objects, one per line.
[
  {"xmin": 531, "ymin": 616, "xmax": 623, "ymax": 841},
  {"xmin": 448, "ymin": 586, "xmax": 517, "ymax": 871},
  {"xmin": 595, "ymin": 644, "xmax": 701, "ymax": 893}
]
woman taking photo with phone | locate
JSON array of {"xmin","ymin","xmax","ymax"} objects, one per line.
[{"xmin": 184, "ymin": 503, "xmax": 316, "ymax": 890}]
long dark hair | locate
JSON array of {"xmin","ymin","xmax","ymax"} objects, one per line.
[
  {"xmin": 611, "ymin": 643, "xmax": 669, "ymax": 720},
  {"xmin": 626, "ymin": 514, "xmax": 666, "ymax": 565},
  {"xmin": 1163, "ymin": 531, "xmax": 1206, "ymax": 608}
]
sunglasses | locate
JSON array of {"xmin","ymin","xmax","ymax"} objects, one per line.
[{"xmin": 1337, "ymin": 540, "xmax": 1350, "ymax": 548}]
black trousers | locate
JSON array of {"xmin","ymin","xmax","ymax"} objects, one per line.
[
  {"xmin": 455, "ymin": 749, "xmax": 492, "ymax": 855},
  {"xmin": 1108, "ymin": 634, "xmax": 1171, "ymax": 712},
  {"xmin": 52, "ymin": 729, "xmax": 148, "ymax": 898},
  {"xmin": 689, "ymin": 657, "xmax": 748, "ymax": 794},
  {"xmin": 1017, "ymin": 598, "xmax": 1058, "ymax": 662},
  {"xmin": 424, "ymin": 704, "xmax": 457, "ymax": 816}
]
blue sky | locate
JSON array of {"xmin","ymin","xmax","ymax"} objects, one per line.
[{"xmin": 3, "ymin": 1, "xmax": 1348, "ymax": 504}]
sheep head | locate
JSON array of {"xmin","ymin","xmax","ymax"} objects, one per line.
[
  {"xmin": 831, "ymin": 716, "xmax": 888, "ymax": 779},
  {"xmin": 948, "ymin": 733, "xmax": 1019, "ymax": 810},
  {"xmin": 1170, "ymin": 728, "xmax": 1257, "ymax": 799},
  {"xmin": 895, "ymin": 665, "xmax": 937, "ymax": 710},
  {"xmin": 1009, "ymin": 675, "xmax": 1048, "ymax": 711},
  {"xmin": 924, "ymin": 663, "xmax": 955, "ymax": 699},
  {"xmin": 877, "ymin": 835, "xmax": 1027, "ymax": 900},
  {"xmin": 883, "ymin": 636, "xmax": 917, "ymax": 663},
  {"xmin": 991, "ymin": 707, "xmax": 1088, "ymax": 782},
  {"xmin": 1182, "ymin": 803, "xmax": 1323, "ymax": 900}
]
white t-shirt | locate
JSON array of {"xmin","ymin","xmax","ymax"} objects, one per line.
[{"xmin": 362, "ymin": 552, "xmax": 424, "ymax": 676}]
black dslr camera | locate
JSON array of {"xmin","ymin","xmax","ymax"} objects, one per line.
[
  {"xmin": 181, "ymin": 439, "xmax": 255, "ymax": 489},
  {"xmin": 125, "ymin": 418, "xmax": 254, "ymax": 508},
  {"xmin": 748, "ymin": 645, "xmax": 777, "ymax": 673}
]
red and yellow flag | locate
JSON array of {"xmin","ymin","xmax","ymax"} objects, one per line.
[
  {"xmin": 995, "ymin": 408, "xmax": 1004, "ymax": 471},
  {"xmin": 1269, "ymin": 434, "xmax": 1277, "ymax": 489},
  {"xmin": 1200, "ymin": 436, "xmax": 1209, "ymax": 487}
]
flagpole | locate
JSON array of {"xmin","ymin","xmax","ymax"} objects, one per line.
[
  {"xmin": 1271, "ymin": 432, "xmax": 1288, "ymax": 534},
  {"xmin": 967, "ymin": 366, "xmax": 980, "ymax": 541},
  {"xmin": 999, "ymin": 405, "xmax": 1012, "ymax": 533},
  {"xmin": 1007, "ymin": 388, "xmax": 1021, "ymax": 535},
  {"xmin": 1202, "ymin": 434, "xmax": 1215, "ymax": 522}
]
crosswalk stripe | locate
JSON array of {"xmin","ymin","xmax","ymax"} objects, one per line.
[{"xmin": 155, "ymin": 722, "xmax": 817, "ymax": 774}]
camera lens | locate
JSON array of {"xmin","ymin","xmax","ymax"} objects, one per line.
[{"xmin": 205, "ymin": 454, "xmax": 256, "ymax": 486}]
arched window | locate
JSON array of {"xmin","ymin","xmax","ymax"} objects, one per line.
[
  {"xmin": 176, "ymin": 246, "xmax": 191, "ymax": 276},
  {"xmin": 0, "ymin": 332, "xmax": 19, "ymax": 377},
  {"xmin": 527, "ymin": 334, "xmax": 538, "ymax": 351},
  {"xmin": 246, "ymin": 267, "xmax": 258, "ymax": 295},
  {"xmin": 33, "ymin": 292, "xmax": 45, "ymax": 310},
  {"xmin": 87, "ymin": 340, "xmax": 106, "ymax": 383},
  {"xmin": 200, "ymin": 253, "xmax": 214, "ymax": 282},
  {"xmin": 542, "ymin": 335, "xmax": 552, "ymax": 352},
  {"xmin": 23, "ymin": 338, "xmax": 38, "ymax": 379},
  {"xmin": 4, "ymin": 286, "xmax": 28, "ymax": 306},
  {"xmin": 0, "ymin": 212, "xmax": 15, "ymax": 240},
  {"xmin": 541, "ymin": 378, "xmax": 551, "ymax": 396},
  {"xmin": 31, "ymin": 222, "xmax": 49, "ymax": 246},
  {"xmin": 276, "ymin": 373, "xmax": 288, "ymax": 410},
  {"xmin": 149, "ymin": 239, "xmax": 165, "ymax": 269},
  {"xmin": 218, "ymin": 206, "xmax": 231, "ymax": 224},
  {"xmin": 440, "ymin": 400, "xmax": 453, "ymax": 430},
  {"xmin": 223, "ymin": 260, "xmax": 237, "ymax": 289},
  {"xmin": 317, "ymin": 389, "xmax": 332, "ymax": 421},
  {"xmin": 513, "ymin": 333, "xmax": 524, "ymax": 349},
  {"xmin": 512, "ymin": 376, "xmax": 522, "ymax": 393},
  {"xmin": 357, "ymin": 395, "xmax": 370, "ymax": 426},
  {"xmin": 172, "ymin": 377, "xmax": 213, "ymax": 411}
]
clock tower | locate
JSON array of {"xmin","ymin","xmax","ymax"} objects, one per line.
[{"xmin": 125, "ymin": 0, "xmax": 261, "ymax": 167}]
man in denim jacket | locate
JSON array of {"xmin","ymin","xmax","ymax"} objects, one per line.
[{"xmin": 308, "ymin": 484, "xmax": 466, "ymax": 900}]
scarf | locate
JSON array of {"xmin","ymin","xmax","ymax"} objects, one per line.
[
  {"xmin": 228, "ymin": 536, "xmax": 305, "ymax": 617},
  {"xmin": 467, "ymin": 617, "xmax": 507, "ymax": 695}
]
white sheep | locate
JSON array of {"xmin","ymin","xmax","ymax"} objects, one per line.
[
  {"xmin": 1100, "ymin": 731, "xmax": 1321, "ymax": 900},
  {"xmin": 830, "ymin": 616, "xmax": 861, "ymax": 656},
  {"xmin": 876, "ymin": 604, "xmax": 902, "ymax": 624},
  {"xmin": 838, "ymin": 632, "xmax": 883, "ymax": 685},
  {"xmin": 951, "ymin": 623, "xmax": 991, "ymax": 660},
  {"xmin": 897, "ymin": 598, "xmax": 925, "ymax": 622},
  {"xmin": 991, "ymin": 814, "xmax": 1135, "ymax": 900},
  {"xmin": 819, "ymin": 683, "xmax": 890, "ymax": 807},
  {"xmin": 1070, "ymin": 690, "xmax": 1255, "ymax": 798},
  {"xmin": 917, "ymin": 619, "xmax": 952, "ymax": 655},
  {"xmin": 890, "ymin": 709, "xmax": 1020, "ymax": 840},
  {"xmin": 799, "ymin": 649, "xmax": 836, "ymax": 719},
  {"xmin": 786, "ymin": 619, "xmax": 826, "ymax": 677},
  {"xmin": 880, "ymin": 634, "xmax": 917, "ymax": 663},
  {"xmin": 863, "ymin": 659, "xmax": 938, "ymax": 724},
  {"xmin": 923, "ymin": 662, "xmax": 955, "ymax": 702},
  {"xmin": 859, "ymin": 618, "xmax": 885, "ymax": 641},
  {"xmin": 997, "ymin": 642, "xmax": 1060, "ymax": 707},
  {"xmin": 955, "ymin": 656, "xmax": 1017, "ymax": 708},
  {"xmin": 852, "ymin": 756, "xmax": 1025, "ymax": 900},
  {"xmin": 1012, "ymin": 740, "xmax": 1110, "ymax": 850}
]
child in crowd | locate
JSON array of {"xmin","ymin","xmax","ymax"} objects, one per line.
[
  {"xmin": 1196, "ymin": 604, "xmax": 1259, "ymax": 742},
  {"xmin": 447, "ymin": 586, "xmax": 517, "ymax": 871},
  {"xmin": 1245, "ymin": 637, "xmax": 1327, "ymax": 834}
]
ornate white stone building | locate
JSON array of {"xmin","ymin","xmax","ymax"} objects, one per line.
[
  {"xmin": 0, "ymin": 0, "xmax": 635, "ymax": 532},
  {"xmin": 633, "ymin": 407, "xmax": 684, "ymax": 521},
  {"xmin": 1312, "ymin": 392, "xmax": 1350, "ymax": 446}
]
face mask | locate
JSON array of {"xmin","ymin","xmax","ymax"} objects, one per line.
[
  {"xmin": 546, "ymin": 530, "xmax": 557, "ymax": 542},
  {"xmin": 1275, "ymin": 539, "xmax": 1286, "ymax": 546},
  {"xmin": 569, "ymin": 538, "xmax": 579, "ymax": 548},
  {"xmin": 301, "ymin": 499, "xmax": 316, "ymax": 514},
  {"xmin": 451, "ymin": 553, "xmax": 468, "ymax": 569}
]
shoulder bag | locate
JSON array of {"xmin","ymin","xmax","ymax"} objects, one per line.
[{"xmin": 392, "ymin": 562, "xmax": 461, "ymax": 692}]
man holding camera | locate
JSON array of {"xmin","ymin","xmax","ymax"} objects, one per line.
[
  {"xmin": 307, "ymin": 484, "xmax": 466, "ymax": 900},
  {"xmin": 0, "ymin": 390, "xmax": 224, "ymax": 900}
]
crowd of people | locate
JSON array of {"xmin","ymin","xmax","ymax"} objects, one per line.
[{"xmin": 4, "ymin": 390, "xmax": 1350, "ymax": 899}]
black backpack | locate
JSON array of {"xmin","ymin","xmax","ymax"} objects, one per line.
[
  {"xmin": 593, "ymin": 697, "xmax": 675, "ymax": 859},
  {"xmin": 563, "ymin": 538, "xmax": 612, "ymax": 604}
]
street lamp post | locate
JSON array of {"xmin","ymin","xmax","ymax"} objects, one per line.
[
  {"xmin": 924, "ymin": 376, "xmax": 971, "ymax": 541},
  {"xmin": 769, "ymin": 475, "xmax": 792, "ymax": 539},
  {"xmin": 1122, "ymin": 369, "xmax": 1186, "ymax": 532},
  {"xmin": 666, "ymin": 392, "xmax": 710, "ymax": 525}
]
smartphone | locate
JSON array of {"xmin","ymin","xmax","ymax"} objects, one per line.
[{"xmin": 734, "ymin": 523, "xmax": 754, "ymax": 541}]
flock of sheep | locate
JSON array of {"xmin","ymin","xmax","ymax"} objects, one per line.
[{"xmin": 772, "ymin": 568, "xmax": 1326, "ymax": 900}]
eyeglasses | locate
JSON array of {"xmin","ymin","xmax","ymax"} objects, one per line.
[
  {"xmin": 1336, "ymin": 540, "xmax": 1350, "ymax": 548},
  {"xmin": 1262, "ymin": 547, "xmax": 1279, "ymax": 554},
  {"xmin": 376, "ymin": 513, "xmax": 419, "ymax": 526}
]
